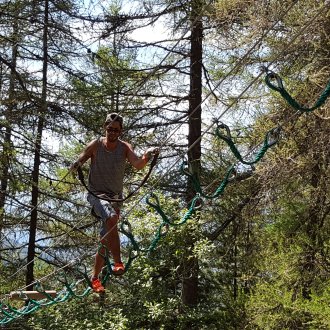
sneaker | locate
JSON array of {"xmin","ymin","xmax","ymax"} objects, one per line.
[
  {"xmin": 91, "ymin": 278, "xmax": 105, "ymax": 293},
  {"xmin": 112, "ymin": 262, "xmax": 125, "ymax": 275}
]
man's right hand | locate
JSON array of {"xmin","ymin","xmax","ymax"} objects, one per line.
[{"xmin": 69, "ymin": 160, "xmax": 81, "ymax": 172}]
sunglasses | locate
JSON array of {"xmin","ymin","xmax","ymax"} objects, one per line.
[{"xmin": 107, "ymin": 128, "xmax": 121, "ymax": 133}]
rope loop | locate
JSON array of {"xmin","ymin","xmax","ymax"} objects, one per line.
[
  {"xmin": 265, "ymin": 126, "xmax": 281, "ymax": 147},
  {"xmin": 119, "ymin": 219, "xmax": 141, "ymax": 270},
  {"xmin": 180, "ymin": 159, "xmax": 193, "ymax": 178},
  {"xmin": 145, "ymin": 192, "xmax": 161, "ymax": 210},
  {"xmin": 265, "ymin": 70, "xmax": 284, "ymax": 92},
  {"xmin": 97, "ymin": 242, "xmax": 109, "ymax": 260},
  {"xmin": 264, "ymin": 70, "xmax": 330, "ymax": 112},
  {"xmin": 215, "ymin": 123, "xmax": 280, "ymax": 165},
  {"xmin": 34, "ymin": 281, "xmax": 56, "ymax": 303},
  {"xmin": 120, "ymin": 220, "xmax": 140, "ymax": 252},
  {"xmin": 190, "ymin": 193, "xmax": 203, "ymax": 211},
  {"xmin": 215, "ymin": 122, "xmax": 232, "ymax": 143},
  {"xmin": 145, "ymin": 193, "xmax": 168, "ymax": 221}
]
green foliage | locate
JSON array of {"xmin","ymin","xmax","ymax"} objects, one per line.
[
  {"xmin": 243, "ymin": 170, "xmax": 330, "ymax": 330},
  {"xmin": 246, "ymin": 281, "xmax": 330, "ymax": 330},
  {"xmin": 28, "ymin": 298, "xmax": 129, "ymax": 330}
]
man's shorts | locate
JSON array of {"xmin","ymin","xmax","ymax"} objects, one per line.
[{"xmin": 87, "ymin": 193, "xmax": 121, "ymax": 236}]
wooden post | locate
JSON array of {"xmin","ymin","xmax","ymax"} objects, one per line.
[{"xmin": 9, "ymin": 290, "xmax": 57, "ymax": 300}]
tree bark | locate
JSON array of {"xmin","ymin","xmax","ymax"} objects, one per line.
[
  {"xmin": 0, "ymin": 6, "xmax": 19, "ymax": 260},
  {"xmin": 181, "ymin": 0, "xmax": 203, "ymax": 307},
  {"xmin": 26, "ymin": 0, "xmax": 49, "ymax": 290}
]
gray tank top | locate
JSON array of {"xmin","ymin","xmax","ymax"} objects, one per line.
[{"xmin": 88, "ymin": 138, "xmax": 126, "ymax": 196}]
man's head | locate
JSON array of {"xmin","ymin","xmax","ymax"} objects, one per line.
[
  {"xmin": 104, "ymin": 113, "xmax": 123, "ymax": 142},
  {"xmin": 104, "ymin": 113, "xmax": 123, "ymax": 129}
]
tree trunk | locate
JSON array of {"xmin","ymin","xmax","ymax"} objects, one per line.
[
  {"xmin": 26, "ymin": 0, "xmax": 49, "ymax": 290},
  {"xmin": 0, "ymin": 8, "xmax": 19, "ymax": 259},
  {"xmin": 181, "ymin": 0, "xmax": 203, "ymax": 307}
]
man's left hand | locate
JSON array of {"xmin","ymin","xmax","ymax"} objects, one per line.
[{"xmin": 144, "ymin": 147, "xmax": 159, "ymax": 161}]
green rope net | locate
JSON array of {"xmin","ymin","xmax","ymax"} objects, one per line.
[
  {"xmin": 0, "ymin": 279, "xmax": 90, "ymax": 325},
  {"xmin": 215, "ymin": 123, "xmax": 281, "ymax": 165},
  {"xmin": 180, "ymin": 123, "xmax": 280, "ymax": 200},
  {"xmin": 181, "ymin": 161, "xmax": 236, "ymax": 200},
  {"xmin": 120, "ymin": 193, "xmax": 203, "ymax": 256},
  {"xmin": 265, "ymin": 70, "xmax": 330, "ymax": 112},
  {"xmin": 145, "ymin": 193, "xmax": 203, "ymax": 251}
]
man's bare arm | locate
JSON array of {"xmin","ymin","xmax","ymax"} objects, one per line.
[
  {"xmin": 70, "ymin": 139, "xmax": 98, "ymax": 171},
  {"xmin": 126, "ymin": 143, "xmax": 159, "ymax": 170}
]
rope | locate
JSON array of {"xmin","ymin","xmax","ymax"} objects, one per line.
[
  {"xmin": 143, "ymin": 193, "xmax": 203, "ymax": 252},
  {"xmin": 264, "ymin": 69, "xmax": 330, "ymax": 112},
  {"xmin": 181, "ymin": 161, "xmax": 236, "ymax": 200},
  {"xmin": 215, "ymin": 123, "xmax": 281, "ymax": 165}
]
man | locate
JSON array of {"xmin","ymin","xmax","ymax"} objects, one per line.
[{"xmin": 71, "ymin": 113, "xmax": 158, "ymax": 293}]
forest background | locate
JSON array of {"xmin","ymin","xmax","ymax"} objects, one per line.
[{"xmin": 0, "ymin": 0, "xmax": 329, "ymax": 329}]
